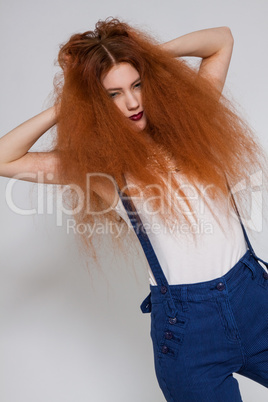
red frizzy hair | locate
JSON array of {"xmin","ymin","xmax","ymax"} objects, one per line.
[{"xmin": 51, "ymin": 17, "xmax": 268, "ymax": 265}]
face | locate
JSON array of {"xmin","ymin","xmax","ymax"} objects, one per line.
[{"xmin": 101, "ymin": 62, "xmax": 147, "ymax": 132}]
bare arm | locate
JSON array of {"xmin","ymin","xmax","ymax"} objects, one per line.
[
  {"xmin": 0, "ymin": 106, "xmax": 57, "ymax": 164},
  {"xmin": 0, "ymin": 106, "xmax": 120, "ymax": 207},
  {"xmin": 159, "ymin": 26, "xmax": 234, "ymax": 93},
  {"xmin": 0, "ymin": 106, "xmax": 64, "ymax": 184}
]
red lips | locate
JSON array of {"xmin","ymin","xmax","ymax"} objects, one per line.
[{"xmin": 129, "ymin": 111, "xmax": 143, "ymax": 121}]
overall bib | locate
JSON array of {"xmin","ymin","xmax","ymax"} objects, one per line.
[{"xmin": 116, "ymin": 185, "xmax": 268, "ymax": 401}]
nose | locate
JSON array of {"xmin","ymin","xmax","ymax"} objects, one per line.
[{"xmin": 125, "ymin": 91, "xmax": 139, "ymax": 110}]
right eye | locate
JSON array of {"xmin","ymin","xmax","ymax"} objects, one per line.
[{"xmin": 109, "ymin": 92, "xmax": 118, "ymax": 98}]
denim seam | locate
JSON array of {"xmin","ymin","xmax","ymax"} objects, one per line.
[
  {"xmin": 152, "ymin": 311, "xmax": 176, "ymax": 402},
  {"xmin": 215, "ymin": 297, "xmax": 241, "ymax": 343}
]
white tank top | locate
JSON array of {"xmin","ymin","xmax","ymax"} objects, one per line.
[{"xmin": 112, "ymin": 172, "xmax": 247, "ymax": 286}]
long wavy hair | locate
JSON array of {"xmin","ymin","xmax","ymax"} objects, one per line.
[{"xmin": 51, "ymin": 17, "xmax": 267, "ymax": 265}]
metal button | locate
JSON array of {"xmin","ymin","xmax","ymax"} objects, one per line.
[
  {"xmin": 216, "ymin": 282, "xmax": 225, "ymax": 291},
  {"xmin": 169, "ymin": 317, "xmax": 177, "ymax": 325},
  {"xmin": 263, "ymin": 271, "xmax": 268, "ymax": 280},
  {"xmin": 165, "ymin": 331, "xmax": 173, "ymax": 340},
  {"xmin": 161, "ymin": 345, "xmax": 169, "ymax": 354},
  {"xmin": 160, "ymin": 286, "xmax": 167, "ymax": 294}
]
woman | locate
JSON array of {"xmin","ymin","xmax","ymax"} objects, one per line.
[{"xmin": 1, "ymin": 17, "xmax": 268, "ymax": 401}]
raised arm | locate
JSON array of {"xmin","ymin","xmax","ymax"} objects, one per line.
[
  {"xmin": 0, "ymin": 106, "xmax": 64, "ymax": 184},
  {"xmin": 0, "ymin": 107, "xmax": 57, "ymax": 164},
  {"xmin": 159, "ymin": 26, "xmax": 234, "ymax": 94},
  {"xmin": 0, "ymin": 106, "xmax": 119, "ymax": 206}
]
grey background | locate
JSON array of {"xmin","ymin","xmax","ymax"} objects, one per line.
[{"xmin": 0, "ymin": 0, "xmax": 268, "ymax": 401}]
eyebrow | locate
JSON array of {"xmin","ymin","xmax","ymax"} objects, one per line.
[{"xmin": 106, "ymin": 78, "xmax": 141, "ymax": 91}]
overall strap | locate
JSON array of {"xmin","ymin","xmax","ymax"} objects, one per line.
[
  {"xmin": 115, "ymin": 178, "xmax": 168, "ymax": 287},
  {"xmin": 115, "ymin": 175, "xmax": 177, "ymax": 313}
]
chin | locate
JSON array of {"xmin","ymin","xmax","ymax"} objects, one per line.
[
  {"xmin": 128, "ymin": 114, "xmax": 147, "ymax": 132},
  {"xmin": 135, "ymin": 125, "xmax": 145, "ymax": 132},
  {"xmin": 135, "ymin": 120, "xmax": 147, "ymax": 132}
]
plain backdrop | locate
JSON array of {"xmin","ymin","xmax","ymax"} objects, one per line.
[{"xmin": 0, "ymin": 0, "xmax": 268, "ymax": 401}]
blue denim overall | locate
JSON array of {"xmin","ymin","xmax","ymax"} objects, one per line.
[{"xmin": 116, "ymin": 186, "xmax": 268, "ymax": 401}]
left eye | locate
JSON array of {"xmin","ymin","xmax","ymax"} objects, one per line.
[{"xmin": 134, "ymin": 82, "xmax": 141, "ymax": 88}]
